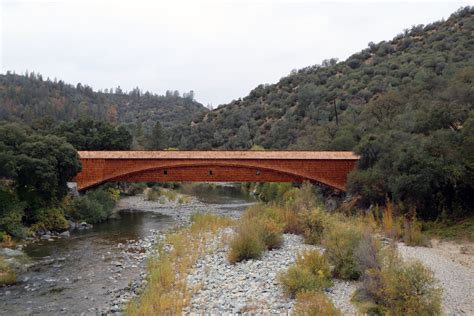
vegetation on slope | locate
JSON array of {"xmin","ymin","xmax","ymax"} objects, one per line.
[
  {"xmin": 171, "ymin": 7, "xmax": 474, "ymax": 220},
  {"xmin": 0, "ymin": 72, "xmax": 207, "ymax": 149}
]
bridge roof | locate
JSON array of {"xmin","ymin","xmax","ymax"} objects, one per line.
[{"xmin": 78, "ymin": 151, "xmax": 359, "ymax": 160}]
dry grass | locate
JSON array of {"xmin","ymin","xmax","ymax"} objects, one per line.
[
  {"xmin": 126, "ymin": 213, "xmax": 233, "ymax": 316},
  {"xmin": 0, "ymin": 256, "xmax": 16, "ymax": 286},
  {"xmin": 293, "ymin": 291, "xmax": 341, "ymax": 316}
]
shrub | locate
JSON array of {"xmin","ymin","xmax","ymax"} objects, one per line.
[
  {"xmin": 0, "ymin": 257, "xmax": 16, "ymax": 286},
  {"xmin": 354, "ymin": 232, "xmax": 382, "ymax": 274},
  {"xmin": 323, "ymin": 222, "xmax": 363, "ymax": 280},
  {"xmin": 286, "ymin": 182, "xmax": 317, "ymax": 212},
  {"xmin": 279, "ymin": 265, "xmax": 322, "ymax": 297},
  {"xmin": 71, "ymin": 188, "xmax": 116, "ymax": 223},
  {"xmin": 282, "ymin": 208, "xmax": 305, "ymax": 234},
  {"xmin": 228, "ymin": 220, "xmax": 266, "ymax": 264},
  {"xmin": 381, "ymin": 260, "xmax": 442, "ymax": 315},
  {"xmin": 280, "ymin": 250, "xmax": 332, "ymax": 297},
  {"xmin": 293, "ymin": 291, "xmax": 341, "ymax": 316},
  {"xmin": 296, "ymin": 250, "xmax": 332, "ymax": 287},
  {"xmin": 403, "ymin": 217, "xmax": 431, "ymax": 247},
  {"xmin": 34, "ymin": 207, "xmax": 69, "ymax": 231},
  {"xmin": 302, "ymin": 209, "xmax": 328, "ymax": 245},
  {"xmin": 126, "ymin": 182, "xmax": 147, "ymax": 195},
  {"xmin": 258, "ymin": 217, "xmax": 284, "ymax": 250},
  {"xmin": 147, "ymin": 187, "xmax": 161, "ymax": 201}
]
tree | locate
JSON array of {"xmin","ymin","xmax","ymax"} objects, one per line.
[
  {"xmin": 147, "ymin": 122, "xmax": 167, "ymax": 150},
  {"xmin": 55, "ymin": 119, "xmax": 132, "ymax": 150}
]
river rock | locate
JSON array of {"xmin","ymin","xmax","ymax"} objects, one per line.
[
  {"xmin": 59, "ymin": 231, "xmax": 70, "ymax": 238},
  {"xmin": 40, "ymin": 234, "xmax": 51, "ymax": 240},
  {"xmin": 78, "ymin": 222, "xmax": 93, "ymax": 230},
  {"xmin": 0, "ymin": 247, "xmax": 24, "ymax": 257}
]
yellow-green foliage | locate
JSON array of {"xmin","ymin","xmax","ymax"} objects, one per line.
[
  {"xmin": 107, "ymin": 188, "xmax": 121, "ymax": 202},
  {"xmin": 423, "ymin": 215, "xmax": 474, "ymax": 241},
  {"xmin": 259, "ymin": 217, "xmax": 284, "ymax": 250},
  {"xmin": 323, "ymin": 222, "xmax": 363, "ymax": 280},
  {"xmin": 127, "ymin": 213, "xmax": 233, "ymax": 315},
  {"xmin": 279, "ymin": 266, "xmax": 323, "ymax": 297},
  {"xmin": 403, "ymin": 217, "xmax": 431, "ymax": 247},
  {"xmin": 296, "ymin": 250, "xmax": 332, "ymax": 281},
  {"xmin": 293, "ymin": 291, "xmax": 341, "ymax": 316},
  {"xmin": 381, "ymin": 260, "xmax": 442, "ymax": 315},
  {"xmin": 365, "ymin": 201, "xmax": 431, "ymax": 246},
  {"xmin": 228, "ymin": 206, "xmax": 285, "ymax": 264},
  {"xmin": 282, "ymin": 208, "xmax": 305, "ymax": 235},
  {"xmin": 302, "ymin": 209, "xmax": 330, "ymax": 245},
  {"xmin": 0, "ymin": 257, "xmax": 16, "ymax": 286},
  {"xmin": 353, "ymin": 245, "xmax": 442, "ymax": 315},
  {"xmin": 228, "ymin": 220, "xmax": 266, "ymax": 264},
  {"xmin": 33, "ymin": 207, "xmax": 69, "ymax": 231},
  {"xmin": 162, "ymin": 189, "xmax": 178, "ymax": 202},
  {"xmin": 279, "ymin": 250, "xmax": 332, "ymax": 297}
]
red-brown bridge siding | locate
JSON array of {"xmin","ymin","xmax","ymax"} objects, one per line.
[{"xmin": 73, "ymin": 151, "xmax": 359, "ymax": 191}]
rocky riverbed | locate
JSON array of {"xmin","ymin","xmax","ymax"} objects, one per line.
[
  {"xmin": 0, "ymin": 190, "xmax": 253, "ymax": 316},
  {"xmin": 2, "ymin": 190, "xmax": 473, "ymax": 315},
  {"xmin": 182, "ymin": 231, "xmax": 358, "ymax": 315}
]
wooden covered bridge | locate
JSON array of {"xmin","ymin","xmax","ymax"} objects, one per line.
[{"xmin": 73, "ymin": 151, "xmax": 359, "ymax": 191}]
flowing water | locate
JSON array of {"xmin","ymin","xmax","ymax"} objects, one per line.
[{"xmin": 0, "ymin": 184, "xmax": 253, "ymax": 315}]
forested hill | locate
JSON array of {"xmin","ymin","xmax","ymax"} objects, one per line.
[
  {"xmin": 169, "ymin": 7, "xmax": 473, "ymax": 150},
  {"xmin": 0, "ymin": 73, "xmax": 208, "ymax": 130},
  {"xmin": 169, "ymin": 7, "xmax": 474, "ymax": 220}
]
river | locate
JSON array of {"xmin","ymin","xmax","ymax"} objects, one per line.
[{"xmin": 0, "ymin": 184, "xmax": 254, "ymax": 315}]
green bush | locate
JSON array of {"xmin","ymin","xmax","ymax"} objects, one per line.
[
  {"xmin": 228, "ymin": 220, "xmax": 265, "ymax": 264},
  {"xmin": 0, "ymin": 187, "xmax": 26, "ymax": 238},
  {"xmin": 293, "ymin": 291, "xmax": 341, "ymax": 316},
  {"xmin": 259, "ymin": 217, "xmax": 284, "ymax": 250},
  {"xmin": 323, "ymin": 222, "xmax": 364, "ymax": 280},
  {"xmin": 279, "ymin": 250, "xmax": 333, "ymax": 297},
  {"xmin": 302, "ymin": 209, "xmax": 328, "ymax": 245},
  {"xmin": 381, "ymin": 260, "xmax": 442, "ymax": 315},
  {"xmin": 279, "ymin": 265, "xmax": 323, "ymax": 297},
  {"xmin": 71, "ymin": 188, "xmax": 116, "ymax": 223},
  {"xmin": 34, "ymin": 207, "xmax": 69, "ymax": 231},
  {"xmin": 353, "ymin": 243, "xmax": 442, "ymax": 315},
  {"xmin": 296, "ymin": 250, "xmax": 332, "ymax": 284}
]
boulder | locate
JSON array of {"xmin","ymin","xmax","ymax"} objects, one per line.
[
  {"xmin": 0, "ymin": 247, "xmax": 24, "ymax": 257},
  {"xmin": 59, "ymin": 231, "xmax": 70, "ymax": 238}
]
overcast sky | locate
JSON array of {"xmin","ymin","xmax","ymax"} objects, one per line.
[{"xmin": 0, "ymin": 1, "xmax": 471, "ymax": 106}]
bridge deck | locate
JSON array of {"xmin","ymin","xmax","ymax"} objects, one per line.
[{"xmin": 78, "ymin": 151, "xmax": 359, "ymax": 160}]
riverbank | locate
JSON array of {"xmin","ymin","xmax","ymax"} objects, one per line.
[
  {"xmin": 0, "ymin": 187, "xmax": 254, "ymax": 315},
  {"xmin": 127, "ymin": 190, "xmax": 474, "ymax": 315}
]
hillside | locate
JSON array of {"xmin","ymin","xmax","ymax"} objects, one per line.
[
  {"xmin": 0, "ymin": 73, "xmax": 208, "ymax": 131},
  {"xmin": 169, "ymin": 7, "xmax": 474, "ymax": 219},
  {"xmin": 169, "ymin": 7, "xmax": 473, "ymax": 150}
]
